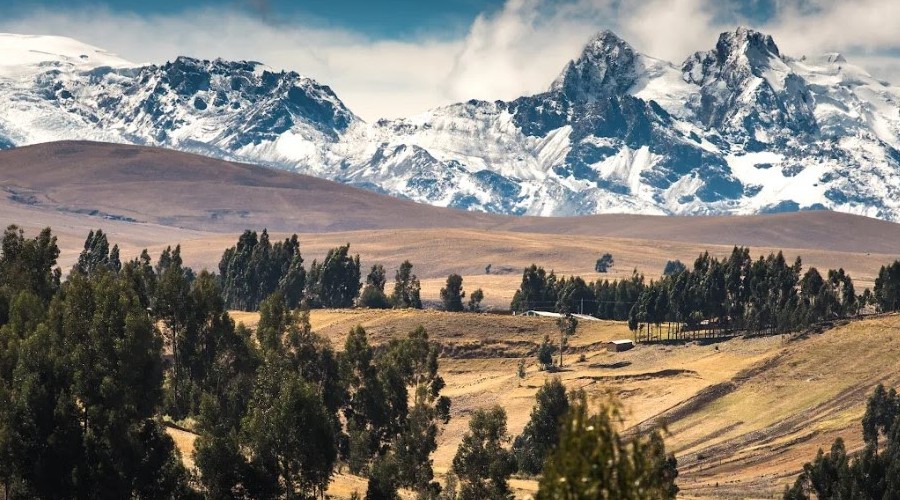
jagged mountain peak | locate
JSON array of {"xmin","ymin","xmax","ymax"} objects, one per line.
[
  {"xmin": 680, "ymin": 27, "xmax": 817, "ymax": 139},
  {"xmin": 549, "ymin": 29, "xmax": 642, "ymax": 99},
  {"xmin": 128, "ymin": 55, "xmax": 358, "ymax": 137},
  {"xmin": 584, "ymin": 29, "xmax": 633, "ymax": 53},
  {"xmin": 718, "ymin": 26, "xmax": 782, "ymax": 61},
  {"xmin": 683, "ymin": 27, "xmax": 786, "ymax": 86}
]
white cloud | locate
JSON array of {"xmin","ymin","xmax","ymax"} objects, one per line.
[
  {"xmin": 618, "ymin": 0, "xmax": 724, "ymax": 62},
  {"xmin": 1, "ymin": 0, "xmax": 899, "ymax": 121},
  {"xmin": 0, "ymin": 7, "xmax": 461, "ymax": 121}
]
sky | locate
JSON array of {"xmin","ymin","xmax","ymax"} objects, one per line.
[{"xmin": 1, "ymin": 0, "xmax": 900, "ymax": 121}]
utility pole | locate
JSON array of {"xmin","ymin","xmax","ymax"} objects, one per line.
[{"xmin": 559, "ymin": 326, "xmax": 564, "ymax": 368}]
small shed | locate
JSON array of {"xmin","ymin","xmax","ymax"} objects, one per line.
[{"xmin": 607, "ymin": 339, "xmax": 635, "ymax": 352}]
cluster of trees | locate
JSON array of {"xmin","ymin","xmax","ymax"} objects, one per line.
[
  {"xmin": 785, "ymin": 384, "xmax": 900, "ymax": 499},
  {"xmin": 511, "ymin": 264, "xmax": 645, "ymax": 319},
  {"xmin": 628, "ymin": 249, "xmax": 860, "ymax": 340},
  {"xmin": 0, "ymin": 226, "xmax": 193, "ymax": 498},
  {"xmin": 219, "ymin": 230, "xmax": 306, "ymax": 310},
  {"xmin": 218, "ymin": 230, "xmax": 432, "ymax": 312},
  {"xmin": 219, "ymin": 231, "xmax": 362, "ymax": 310},
  {"xmin": 197, "ymin": 303, "xmax": 452, "ymax": 499},
  {"xmin": 215, "ymin": 230, "xmax": 497, "ymax": 314},
  {"xmin": 0, "ymin": 225, "xmax": 455, "ymax": 498},
  {"xmin": 440, "ymin": 273, "xmax": 484, "ymax": 312},
  {"xmin": 470, "ymin": 378, "xmax": 679, "ymax": 500},
  {"xmin": 359, "ymin": 260, "xmax": 433, "ymax": 311},
  {"xmin": 515, "ymin": 247, "xmax": 881, "ymax": 340},
  {"xmin": 872, "ymin": 260, "xmax": 900, "ymax": 313}
]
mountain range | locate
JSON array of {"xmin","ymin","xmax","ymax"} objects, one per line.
[{"xmin": 1, "ymin": 28, "xmax": 899, "ymax": 220}]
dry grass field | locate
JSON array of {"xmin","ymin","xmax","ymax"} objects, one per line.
[{"xmin": 179, "ymin": 309, "xmax": 900, "ymax": 499}]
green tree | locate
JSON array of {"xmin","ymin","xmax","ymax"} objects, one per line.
[
  {"xmin": 63, "ymin": 272, "xmax": 188, "ymax": 497},
  {"xmin": 72, "ymin": 229, "xmax": 121, "ymax": 276},
  {"xmin": 153, "ymin": 244, "xmax": 194, "ymax": 418},
  {"xmin": 177, "ymin": 270, "xmax": 255, "ymax": 418},
  {"xmin": 662, "ymin": 260, "xmax": 687, "ymax": 276},
  {"xmin": 537, "ymin": 392, "xmax": 677, "ymax": 500},
  {"xmin": 862, "ymin": 383, "xmax": 898, "ymax": 454},
  {"xmin": 0, "ymin": 318, "xmax": 83, "ymax": 498},
  {"xmin": 342, "ymin": 326, "xmax": 389, "ymax": 474},
  {"xmin": 360, "ymin": 264, "xmax": 391, "ymax": 309},
  {"xmin": 556, "ymin": 276, "xmax": 594, "ymax": 315},
  {"xmin": 365, "ymin": 455, "xmax": 400, "ymax": 500},
  {"xmin": 468, "ymin": 289, "xmax": 485, "ymax": 312},
  {"xmin": 391, "ymin": 260, "xmax": 422, "ymax": 309},
  {"xmin": 511, "ymin": 265, "xmax": 557, "ymax": 313},
  {"xmin": 0, "ymin": 269, "xmax": 190, "ymax": 498},
  {"xmin": 785, "ymin": 384, "xmax": 900, "ymax": 499},
  {"xmin": 0, "ymin": 225, "xmax": 60, "ymax": 320},
  {"xmin": 441, "ymin": 274, "xmax": 466, "ymax": 312},
  {"xmin": 452, "ymin": 406, "xmax": 517, "ymax": 500},
  {"xmin": 218, "ymin": 230, "xmax": 307, "ymax": 311},
  {"xmin": 874, "ymin": 261, "xmax": 900, "ymax": 312},
  {"xmin": 373, "ymin": 327, "xmax": 451, "ymax": 495},
  {"xmin": 307, "ymin": 244, "xmax": 362, "ymax": 308},
  {"xmin": 536, "ymin": 336, "xmax": 556, "ymax": 371},
  {"xmin": 255, "ymin": 293, "xmax": 345, "ymax": 426},
  {"xmin": 595, "ymin": 253, "xmax": 614, "ymax": 273},
  {"xmin": 513, "ymin": 378, "xmax": 570, "ymax": 475},
  {"xmin": 242, "ymin": 361, "xmax": 337, "ymax": 498},
  {"xmin": 120, "ymin": 248, "xmax": 157, "ymax": 309}
]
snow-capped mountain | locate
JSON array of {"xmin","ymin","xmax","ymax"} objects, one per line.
[{"xmin": 2, "ymin": 29, "xmax": 900, "ymax": 220}]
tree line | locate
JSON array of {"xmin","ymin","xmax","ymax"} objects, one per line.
[
  {"xmin": 0, "ymin": 226, "xmax": 453, "ymax": 498},
  {"xmin": 511, "ymin": 247, "xmax": 900, "ymax": 340},
  {"xmin": 218, "ymin": 229, "xmax": 485, "ymax": 313},
  {"xmin": 511, "ymin": 264, "xmax": 645, "ymax": 319}
]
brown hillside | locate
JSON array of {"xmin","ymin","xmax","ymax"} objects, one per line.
[
  {"xmin": 3, "ymin": 141, "xmax": 900, "ymax": 254},
  {"xmin": 210, "ymin": 309, "xmax": 900, "ymax": 499}
]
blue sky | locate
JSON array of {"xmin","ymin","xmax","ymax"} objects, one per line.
[
  {"xmin": 2, "ymin": 0, "xmax": 510, "ymax": 39},
  {"xmin": 1, "ymin": 0, "xmax": 898, "ymax": 120}
]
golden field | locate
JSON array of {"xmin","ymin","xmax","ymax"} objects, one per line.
[{"xmin": 172, "ymin": 309, "xmax": 900, "ymax": 499}]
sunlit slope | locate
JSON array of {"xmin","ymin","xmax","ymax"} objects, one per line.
[{"xmin": 214, "ymin": 310, "xmax": 900, "ymax": 498}]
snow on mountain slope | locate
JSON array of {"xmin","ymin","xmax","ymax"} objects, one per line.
[
  {"xmin": 2, "ymin": 29, "xmax": 900, "ymax": 220},
  {"xmin": 0, "ymin": 33, "xmax": 132, "ymax": 72}
]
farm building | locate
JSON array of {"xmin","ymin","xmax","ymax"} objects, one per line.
[
  {"xmin": 520, "ymin": 310, "xmax": 600, "ymax": 321},
  {"xmin": 607, "ymin": 339, "xmax": 635, "ymax": 352},
  {"xmin": 522, "ymin": 310, "xmax": 563, "ymax": 318}
]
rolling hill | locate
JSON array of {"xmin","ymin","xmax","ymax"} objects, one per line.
[
  {"xmin": 4, "ymin": 141, "xmax": 900, "ymax": 250},
  {"xmin": 3, "ymin": 141, "xmax": 900, "ymax": 309}
]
